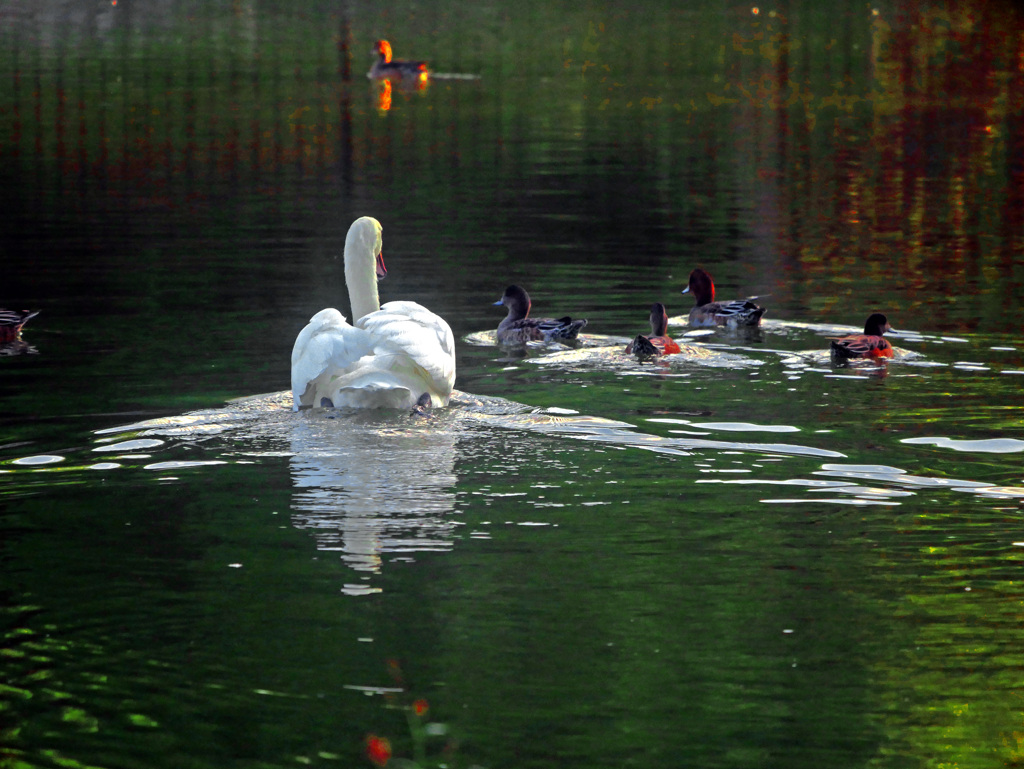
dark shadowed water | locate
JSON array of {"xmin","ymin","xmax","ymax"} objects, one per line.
[{"xmin": 2, "ymin": 1, "xmax": 1024, "ymax": 767}]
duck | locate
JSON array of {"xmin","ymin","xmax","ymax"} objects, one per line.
[
  {"xmin": 681, "ymin": 268, "xmax": 766, "ymax": 327},
  {"xmin": 0, "ymin": 309, "xmax": 39, "ymax": 343},
  {"xmin": 290, "ymin": 216, "xmax": 456, "ymax": 410},
  {"xmin": 493, "ymin": 285, "xmax": 588, "ymax": 345},
  {"xmin": 626, "ymin": 303, "xmax": 682, "ymax": 360},
  {"xmin": 829, "ymin": 313, "xmax": 894, "ymax": 361},
  {"xmin": 368, "ymin": 40, "xmax": 429, "ymax": 82}
]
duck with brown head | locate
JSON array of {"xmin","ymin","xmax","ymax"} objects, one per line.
[{"xmin": 681, "ymin": 268, "xmax": 766, "ymax": 327}]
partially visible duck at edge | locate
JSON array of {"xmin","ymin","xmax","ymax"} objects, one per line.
[
  {"xmin": 369, "ymin": 40, "xmax": 429, "ymax": 82},
  {"xmin": 0, "ymin": 309, "xmax": 39, "ymax": 343},
  {"xmin": 829, "ymin": 313, "xmax": 895, "ymax": 361},
  {"xmin": 681, "ymin": 268, "xmax": 766, "ymax": 327},
  {"xmin": 494, "ymin": 285, "xmax": 588, "ymax": 346},
  {"xmin": 626, "ymin": 303, "xmax": 682, "ymax": 360}
]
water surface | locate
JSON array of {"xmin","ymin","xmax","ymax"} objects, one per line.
[{"xmin": 2, "ymin": 1, "xmax": 1024, "ymax": 768}]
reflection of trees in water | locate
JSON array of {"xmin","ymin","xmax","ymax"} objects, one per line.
[
  {"xmin": 6, "ymin": 2, "xmax": 1019, "ymax": 331},
  {"xmin": 288, "ymin": 416, "xmax": 457, "ymax": 591},
  {"xmin": 722, "ymin": 5, "xmax": 1023, "ymax": 330}
]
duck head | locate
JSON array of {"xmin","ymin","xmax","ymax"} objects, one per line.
[
  {"xmin": 373, "ymin": 40, "xmax": 393, "ymax": 63},
  {"xmin": 649, "ymin": 302, "xmax": 669, "ymax": 336},
  {"xmin": 863, "ymin": 313, "xmax": 893, "ymax": 336},
  {"xmin": 681, "ymin": 268, "xmax": 715, "ymax": 305},
  {"xmin": 494, "ymin": 285, "xmax": 532, "ymax": 319}
]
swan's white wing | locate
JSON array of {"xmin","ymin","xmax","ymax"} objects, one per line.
[
  {"xmin": 367, "ymin": 301, "xmax": 455, "ymax": 356},
  {"xmin": 356, "ymin": 301, "xmax": 456, "ymax": 402},
  {"xmin": 291, "ymin": 309, "xmax": 376, "ymax": 409}
]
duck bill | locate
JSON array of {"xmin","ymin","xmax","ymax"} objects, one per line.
[
  {"xmin": 681, "ymin": 287, "xmax": 690, "ymax": 295},
  {"xmin": 376, "ymin": 252, "xmax": 387, "ymax": 281}
]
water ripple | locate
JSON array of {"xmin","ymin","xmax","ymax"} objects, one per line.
[
  {"xmin": 94, "ymin": 438, "xmax": 165, "ymax": 453},
  {"xmin": 900, "ymin": 436, "xmax": 1024, "ymax": 454},
  {"xmin": 143, "ymin": 460, "xmax": 229, "ymax": 471},
  {"xmin": 648, "ymin": 418, "xmax": 800, "ymax": 433},
  {"xmin": 699, "ymin": 461, "xmax": 1024, "ymax": 502},
  {"xmin": 9, "ymin": 455, "xmax": 65, "ymax": 466}
]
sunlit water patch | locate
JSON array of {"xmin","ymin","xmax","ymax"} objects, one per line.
[
  {"xmin": 93, "ymin": 438, "xmax": 165, "ymax": 452},
  {"xmin": 463, "ymin": 329, "xmax": 630, "ymax": 349},
  {"xmin": 900, "ymin": 436, "xmax": 1024, "ymax": 454},
  {"xmin": 8, "ymin": 454, "xmax": 65, "ymax": 466},
  {"xmin": 698, "ymin": 460, "xmax": 1024, "ymax": 504},
  {"xmin": 669, "ymin": 317, "xmax": 863, "ymax": 336},
  {"xmin": 523, "ymin": 343, "xmax": 760, "ymax": 370},
  {"xmin": 648, "ymin": 418, "xmax": 801, "ymax": 433}
]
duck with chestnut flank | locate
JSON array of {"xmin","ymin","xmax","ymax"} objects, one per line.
[
  {"xmin": 626, "ymin": 303, "xmax": 682, "ymax": 360},
  {"xmin": 829, "ymin": 313, "xmax": 894, "ymax": 361},
  {"xmin": 0, "ymin": 309, "xmax": 39, "ymax": 343},
  {"xmin": 494, "ymin": 285, "xmax": 588, "ymax": 346},
  {"xmin": 681, "ymin": 268, "xmax": 765, "ymax": 327},
  {"xmin": 369, "ymin": 40, "xmax": 429, "ymax": 82}
]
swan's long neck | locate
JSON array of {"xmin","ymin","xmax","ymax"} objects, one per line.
[{"xmin": 344, "ymin": 218, "xmax": 383, "ymax": 321}]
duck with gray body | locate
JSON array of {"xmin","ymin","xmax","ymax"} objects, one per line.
[
  {"xmin": 494, "ymin": 284, "xmax": 588, "ymax": 345},
  {"xmin": 681, "ymin": 268, "xmax": 765, "ymax": 327}
]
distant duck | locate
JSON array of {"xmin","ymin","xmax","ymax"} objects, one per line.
[
  {"xmin": 290, "ymin": 216, "xmax": 456, "ymax": 410},
  {"xmin": 369, "ymin": 40, "xmax": 429, "ymax": 82},
  {"xmin": 626, "ymin": 303, "xmax": 682, "ymax": 360},
  {"xmin": 829, "ymin": 313, "xmax": 895, "ymax": 361},
  {"xmin": 493, "ymin": 285, "xmax": 588, "ymax": 346},
  {"xmin": 681, "ymin": 268, "xmax": 765, "ymax": 327},
  {"xmin": 0, "ymin": 309, "xmax": 39, "ymax": 342}
]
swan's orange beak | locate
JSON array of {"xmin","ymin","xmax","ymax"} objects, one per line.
[{"xmin": 375, "ymin": 252, "xmax": 387, "ymax": 280}]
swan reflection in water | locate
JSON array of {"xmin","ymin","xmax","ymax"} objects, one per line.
[{"xmin": 287, "ymin": 410, "xmax": 458, "ymax": 594}]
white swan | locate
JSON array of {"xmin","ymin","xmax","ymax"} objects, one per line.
[{"xmin": 290, "ymin": 216, "xmax": 456, "ymax": 410}]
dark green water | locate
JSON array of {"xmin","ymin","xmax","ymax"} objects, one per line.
[{"xmin": 3, "ymin": 1, "xmax": 1024, "ymax": 768}]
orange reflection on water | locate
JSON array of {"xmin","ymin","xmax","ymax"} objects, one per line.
[{"xmin": 376, "ymin": 80, "xmax": 392, "ymax": 112}]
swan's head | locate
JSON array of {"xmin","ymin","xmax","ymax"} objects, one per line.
[
  {"xmin": 347, "ymin": 216, "xmax": 386, "ymax": 281},
  {"xmin": 494, "ymin": 285, "xmax": 532, "ymax": 316}
]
